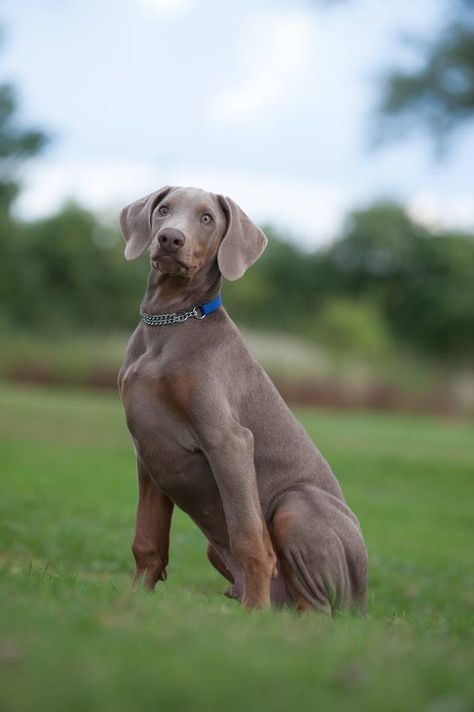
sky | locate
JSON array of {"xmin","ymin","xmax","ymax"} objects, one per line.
[{"xmin": 2, "ymin": 0, "xmax": 474, "ymax": 247}]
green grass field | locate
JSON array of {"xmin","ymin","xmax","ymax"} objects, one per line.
[{"xmin": 1, "ymin": 383, "xmax": 473, "ymax": 712}]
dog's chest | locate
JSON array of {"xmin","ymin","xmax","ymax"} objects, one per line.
[
  {"xmin": 120, "ymin": 351, "xmax": 218, "ymax": 497},
  {"xmin": 122, "ymin": 354, "xmax": 195, "ymax": 447}
]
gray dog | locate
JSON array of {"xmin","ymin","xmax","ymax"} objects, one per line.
[{"xmin": 118, "ymin": 186, "xmax": 368, "ymax": 614}]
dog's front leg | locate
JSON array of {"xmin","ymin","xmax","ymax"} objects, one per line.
[
  {"xmin": 131, "ymin": 459, "xmax": 174, "ymax": 591},
  {"xmin": 202, "ymin": 423, "xmax": 277, "ymax": 610}
]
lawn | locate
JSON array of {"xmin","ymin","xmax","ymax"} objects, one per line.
[{"xmin": 0, "ymin": 383, "xmax": 473, "ymax": 712}]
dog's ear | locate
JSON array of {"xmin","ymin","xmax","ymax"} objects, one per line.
[
  {"xmin": 120, "ymin": 186, "xmax": 172, "ymax": 260},
  {"xmin": 216, "ymin": 196, "xmax": 268, "ymax": 281}
]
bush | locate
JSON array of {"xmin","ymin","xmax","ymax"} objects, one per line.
[{"xmin": 310, "ymin": 298, "xmax": 394, "ymax": 361}]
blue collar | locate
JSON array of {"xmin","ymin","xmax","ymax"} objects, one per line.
[
  {"xmin": 140, "ymin": 294, "xmax": 222, "ymax": 326},
  {"xmin": 199, "ymin": 294, "xmax": 222, "ymax": 316}
]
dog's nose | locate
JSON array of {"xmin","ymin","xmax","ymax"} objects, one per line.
[{"xmin": 157, "ymin": 228, "xmax": 186, "ymax": 253}]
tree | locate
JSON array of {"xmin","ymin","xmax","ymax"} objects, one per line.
[
  {"xmin": 6, "ymin": 203, "xmax": 146, "ymax": 330},
  {"xmin": 377, "ymin": 0, "xmax": 474, "ymax": 147},
  {"xmin": 0, "ymin": 82, "xmax": 47, "ymax": 213},
  {"xmin": 322, "ymin": 202, "xmax": 474, "ymax": 359},
  {"xmin": 0, "ymin": 30, "xmax": 48, "ymax": 320}
]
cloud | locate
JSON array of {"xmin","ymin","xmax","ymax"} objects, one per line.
[
  {"xmin": 407, "ymin": 192, "xmax": 474, "ymax": 233},
  {"xmin": 13, "ymin": 158, "xmax": 161, "ymax": 222},
  {"xmin": 209, "ymin": 8, "xmax": 313, "ymax": 126},
  {"xmin": 133, "ymin": 0, "xmax": 195, "ymax": 19},
  {"xmin": 13, "ymin": 157, "xmax": 350, "ymax": 247},
  {"xmin": 14, "ymin": 158, "xmax": 474, "ymax": 248}
]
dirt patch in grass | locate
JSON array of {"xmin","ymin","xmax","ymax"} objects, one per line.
[{"xmin": 4, "ymin": 363, "xmax": 466, "ymax": 417}]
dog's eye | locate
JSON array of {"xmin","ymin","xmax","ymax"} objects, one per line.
[
  {"xmin": 201, "ymin": 213, "xmax": 212, "ymax": 225},
  {"xmin": 158, "ymin": 205, "xmax": 169, "ymax": 216}
]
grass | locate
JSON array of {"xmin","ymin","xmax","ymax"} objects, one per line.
[{"xmin": 0, "ymin": 382, "xmax": 473, "ymax": 712}]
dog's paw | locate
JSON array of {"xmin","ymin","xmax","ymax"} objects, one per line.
[{"xmin": 132, "ymin": 557, "xmax": 167, "ymax": 592}]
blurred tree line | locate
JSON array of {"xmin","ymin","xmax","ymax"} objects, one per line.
[{"xmin": 1, "ymin": 198, "xmax": 473, "ymax": 363}]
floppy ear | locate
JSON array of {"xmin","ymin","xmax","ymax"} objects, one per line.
[
  {"xmin": 119, "ymin": 186, "xmax": 172, "ymax": 260},
  {"xmin": 216, "ymin": 196, "xmax": 268, "ymax": 281}
]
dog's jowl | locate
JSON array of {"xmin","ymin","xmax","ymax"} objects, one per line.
[{"xmin": 118, "ymin": 186, "xmax": 368, "ymax": 614}]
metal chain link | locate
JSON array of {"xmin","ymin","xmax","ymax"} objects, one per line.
[{"xmin": 139, "ymin": 305, "xmax": 206, "ymax": 326}]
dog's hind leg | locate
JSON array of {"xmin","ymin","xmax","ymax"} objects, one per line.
[{"xmin": 272, "ymin": 488, "xmax": 368, "ymax": 616}]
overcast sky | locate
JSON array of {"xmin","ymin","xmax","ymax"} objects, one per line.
[{"xmin": 2, "ymin": 0, "xmax": 474, "ymax": 247}]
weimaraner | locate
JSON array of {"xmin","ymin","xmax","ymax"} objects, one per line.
[{"xmin": 118, "ymin": 186, "xmax": 368, "ymax": 614}]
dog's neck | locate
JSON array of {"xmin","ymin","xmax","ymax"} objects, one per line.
[{"xmin": 141, "ymin": 261, "xmax": 222, "ymax": 315}]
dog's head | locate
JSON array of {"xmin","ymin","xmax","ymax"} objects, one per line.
[{"xmin": 119, "ymin": 186, "xmax": 267, "ymax": 281}]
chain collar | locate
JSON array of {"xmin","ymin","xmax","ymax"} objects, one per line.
[
  {"xmin": 139, "ymin": 294, "xmax": 222, "ymax": 327},
  {"xmin": 140, "ymin": 305, "xmax": 205, "ymax": 326}
]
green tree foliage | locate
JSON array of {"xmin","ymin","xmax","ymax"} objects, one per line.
[
  {"xmin": 1, "ymin": 200, "xmax": 473, "ymax": 362},
  {"xmin": 1, "ymin": 200, "xmax": 473, "ymax": 361},
  {"xmin": 377, "ymin": 0, "xmax": 474, "ymax": 145},
  {"xmin": 0, "ymin": 44, "xmax": 48, "ymax": 324},
  {"xmin": 311, "ymin": 298, "xmax": 394, "ymax": 360},
  {"xmin": 3, "ymin": 203, "xmax": 147, "ymax": 330},
  {"xmin": 0, "ymin": 84, "xmax": 47, "ymax": 212},
  {"xmin": 322, "ymin": 202, "xmax": 474, "ymax": 358},
  {"xmin": 223, "ymin": 229, "xmax": 321, "ymax": 334}
]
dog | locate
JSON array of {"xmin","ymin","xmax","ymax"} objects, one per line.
[{"xmin": 118, "ymin": 186, "xmax": 368, "ymax": 614}]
